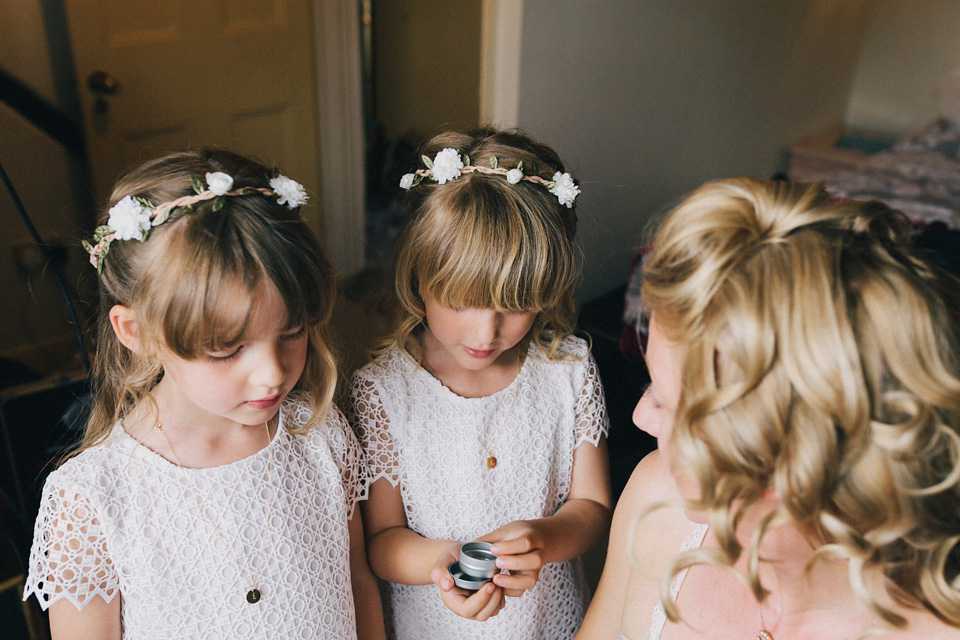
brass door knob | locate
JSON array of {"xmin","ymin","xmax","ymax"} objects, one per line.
[{"xmin": 87, "ymin": 70, "xmax": 119, "ymax": 96}]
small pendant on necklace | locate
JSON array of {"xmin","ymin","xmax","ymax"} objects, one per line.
[
  {"xmin": 757, "ymin": 630, "xmax": 774, "ymax": 640},
  {"xmin": 486, "ymin": 456, "xmax": 497, "ymax": 469},
  {"xmin": 246, "ymin": 588, "xmax": 261, "ymax": 604}
]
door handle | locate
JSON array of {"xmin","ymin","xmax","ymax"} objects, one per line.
[{"xmin": 87, "ymin": 71, "xmax": 119, "ymax": 96}]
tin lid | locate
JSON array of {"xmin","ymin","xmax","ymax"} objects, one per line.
[{"xmin": 448, "ymin": 561, "xmax": 491, "ymax": 591}]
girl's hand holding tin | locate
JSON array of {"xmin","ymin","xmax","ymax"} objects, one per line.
[
  {"xmin": 480, "ymin": 520, "xmax": 546, "ymax": 597},
  {"xmin": 430, "ymin": 542, "xmax": 506, "ymax": 620}
]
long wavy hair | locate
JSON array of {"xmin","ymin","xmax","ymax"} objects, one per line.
[
  {"xmin": 74, "ymin": 148, "xmax": 338, "ymax": 458},
  {"xmin": 382, "ymin": 127, "xmax": 581, "ymax": 360},
  {"xmin": 641, "ymin": 178, "xmax": 960, "ymax": 627}
]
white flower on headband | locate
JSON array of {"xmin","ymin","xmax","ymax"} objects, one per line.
[
  {"xmin": 549, "ymin": 171, "xmax": 580, "ymax": 208},
  {"xmin": 431, "ymin": 148, "xmax": 463, "ymax": 184},
  {"xmin": 270, "ymin": 175, "xmax": 308, "ymax": 209},
  {"xmin": 506, "ymin": 168, "xmax": 524, "ymax": 184},
  {"xmin": 399, "ymin": 173, "xmax": 415, "ymax": 190},
  {"xmin": 107, "ymin": 195, "xmax": 152, "ymax": 241},
  {"xmin": 205, "ymin": 171, "xmax": 234, "ymax": 196}
]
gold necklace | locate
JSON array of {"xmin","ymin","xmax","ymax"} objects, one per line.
[
  {"xmin": 758, "ymin": 602, "xmax": 774, "ymax": 640},
  {"xmin": 429, "ymin": 351, "xmax": 522, "ymax": 469},
  {"xmin": 156, "ymin": 420, "xmax": 275, "ymax": 604}
]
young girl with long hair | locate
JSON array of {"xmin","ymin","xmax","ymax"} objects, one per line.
[
  {"xmin": 349, "ymin": 127, "xmax": 612, "ymax": 639},
  {"xmin": 23, "ymin": 149, "xmax": 384, "ymax": 639}
]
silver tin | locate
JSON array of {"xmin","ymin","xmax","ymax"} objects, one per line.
[
  {"xmin": 458, "ymin": 542, "xmax": 498, "ymax": 579},
  {"xmin": 448, "ymin": 561, "xmax": 491, "ymax": 590}
]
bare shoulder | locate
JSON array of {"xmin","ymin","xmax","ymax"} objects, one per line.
[
  {"xmin": 624, "ymin": 449, "xmax": 680, "ymax": 501},
  {"xmin": 615, "ymin": 451, "xmax": 696, "ymax": 572},
  {"xmin": 617, "ymin": 450, "xmax": 684, "ymax": 518},
  {"xmin": 581, "ymin": 451, "xmax": 701, "ymax": 639}
]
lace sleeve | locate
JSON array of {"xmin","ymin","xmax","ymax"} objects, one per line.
[
  {"xmin": 574, "ymin": 351, "xmax": 610, "ymax": 447},
  {"xmin": 22, "ymin": 474, "xmax": 119, "ymax": 611},
  {"xmin": 349, "ymin": 375, "xmax": 400, "ymax": 487},
  {"xmin": 326, "ymin": 407, "xmax": 370, "ymax": 518},
  {"xmin": 348, "ymin": 373, "xmax": 401, "ymax": 487}
]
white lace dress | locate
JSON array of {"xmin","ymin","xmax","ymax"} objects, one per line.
[
  {"xmin": 349, "ymin": 335, "xmax": 609, "ymax": 639},
  {"xmin": 23, "ymin": 395, "xmax": 368, "ymax": 639}
]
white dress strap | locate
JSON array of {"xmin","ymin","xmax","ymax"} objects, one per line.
[{"xmin": 644, "ymin": 522, "xmax": 709, "ymax": 640}]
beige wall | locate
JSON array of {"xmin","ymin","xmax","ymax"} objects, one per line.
[
  {"xmin": 1, "ymin": 0, "xmax": 87, "ymax": 377},
  {"xmin": 373, "ymin": 0, "xmax": 482, "ymax": 141},
  {"xmin": 0, "ymin": 0, "xmax": 56, "ymax": 103},
  {"xmin": 516, "ymin": 0, "xmax": 872, "ymax": 301},
  {"xmin": 0, "ymin": 103, "xmax": 88, "ymax": 375},
  {"xmin": 845, "ymin": 0, "xmax": 960, "ymax": 135}
]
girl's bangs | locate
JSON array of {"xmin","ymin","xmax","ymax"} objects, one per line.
[
  {"xmin": 138, "ymin": 197, "xmax": 331, "ymax": 359},
  {"xmin": 422, "ymin": 252, "xmax": 558, "ymax": 313},
  {"xmin": 417, "ymin": 204, "xmax": 570, "ymax": 312},
  {"xmin": 157, "ymin": 269, "xmax": 259, "ymax": 358}
]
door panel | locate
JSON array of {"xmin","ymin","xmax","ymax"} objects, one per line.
[{"xmin": 66, "ymin": 0, "xmax": 323, "ymax": 234}]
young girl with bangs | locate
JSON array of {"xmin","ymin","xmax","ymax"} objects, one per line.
[
  {"xmin": 23, "ymin": 149, "xmax": 384, "ymax": 639},
  {"xmin": 349, "ymin": 127, "xmax": 612, "ymax": 639}
]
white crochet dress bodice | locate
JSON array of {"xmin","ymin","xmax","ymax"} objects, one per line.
[
  {"xmin": 23, "ymin": 395, "xmax": 367, "ymax": 639},
  {"xmin": 349, "ymin": 335, "xmax": 609, "ymax": 639}
]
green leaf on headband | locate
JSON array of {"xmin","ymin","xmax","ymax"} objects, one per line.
[
  {"xmin": 422, "ymin": 155, "xmax": 433, "ymax": 169},
  {"xmin": 517, "ymin": 161, "xmax": 524, "ymax": 172},
  {"xmin": 93, "ymin": 225, "xmax": 112, "ymax": 241},
  {"xmin": 152, "ymin": 207, "xmax": 170, "ymax": 227},
  {"xmin": 191, "ymin": 174, "xmax": 205, "ymax": 195},
  {"xmin": 490, "ymin": 156, "xmax": 498, "ymax": 169},
  {"xmin": 463, "ymin": 154, "xmax": 470, "ymax": 166},
  {"xmin": 412, "ymin": 174, "xmax": 424, "ymax": 187},
  {"xmin": 546, "ymin": 181, "xmax": 556, "ymax": 189},
  {"xmin": 212, "ymin": 196, "xmax": 224, "ymax": 212},
  {"xmin": 134, "ymin": 196, "xmax": 155, "ymax": 209},
  {"xmin": 81, "ymin": 239, "xmax": 93, "ymax": 253}
]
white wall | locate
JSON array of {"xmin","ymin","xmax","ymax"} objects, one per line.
[
  {"xmin": 845, "ymin": 0, "xmax": 960, "ymax": 135},
  {"xmin": 516, "ymin": 0, "xmax": 872, "ymax": 301}
]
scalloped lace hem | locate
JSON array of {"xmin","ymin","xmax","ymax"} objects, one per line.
[{"xmin": 23, "ymin": 586, "xmax": 119, "ymax": 612}]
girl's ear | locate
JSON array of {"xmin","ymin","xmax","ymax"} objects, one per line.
[{"xmin": 109, "ymin": 305, "xmax": 142, "ymax": 352}]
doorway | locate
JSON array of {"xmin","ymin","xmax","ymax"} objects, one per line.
[{"xmin": 359, "ymin": 0, "xmax": 483, "ymax": 267}]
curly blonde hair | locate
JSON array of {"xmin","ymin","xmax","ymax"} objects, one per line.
[
  {"xmin": 75, "ymin": 148, "xmax": 338, "ymax": 457},
  {"xmin": 382, "ymin": 127, "xmax": 581, "ymax": 359},
  {"xmin": 641, "ymin": 178, "xmax": 960, "ymax": 626}
]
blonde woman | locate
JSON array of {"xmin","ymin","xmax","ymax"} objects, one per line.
[{"xmin": 579, "ymin": 178, "xmax": 960, "ymax": 639}]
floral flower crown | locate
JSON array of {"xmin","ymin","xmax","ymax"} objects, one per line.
[
  {"xmin": 83, "ymin": 171, "xmax": 307, "ymax": 273},
  {"xmin": 399, "ymin": 147, "xmax": 580, "ymax": 208}
]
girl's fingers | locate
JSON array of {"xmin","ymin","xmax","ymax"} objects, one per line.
[
  {"xmin": 475, "ymin": 584, "xmax": 504, "ymax": 620},
  {"xmin": 442, "ymin": 582, "xmax": 497, "ymax": 619},
  {"xmin": 488, "ymin": 536, "xmax": 535, "ymax": 557},
  {"xmin": 430, "ymin": 564, "xmax": 454, "ymax": 591},
  {"xmin": 492, "ymin": 570, "xmax": 537, "ymax": 592},
  {"xmin": 495, "ymin": 550, "xmax": 543, "ymax": 572}
]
